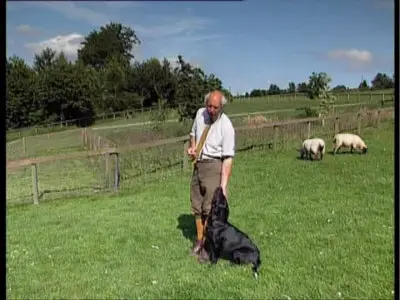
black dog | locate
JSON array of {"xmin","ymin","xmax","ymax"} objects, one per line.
[{"xmin": 202, "ymin": 187, "xmax": 261, "ymax": 278}]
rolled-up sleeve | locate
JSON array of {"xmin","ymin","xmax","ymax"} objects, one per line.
[
  {"xmin": 222, "ymin": 119, "xmax": 235, "ymax": 157},
  {"xmin": 190, "ymin": 120, "xmax": 196, "ymax": 137}
]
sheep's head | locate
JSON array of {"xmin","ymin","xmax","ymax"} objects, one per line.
[{"xmin": 362, "ymin": 147, "xmax": 368, "ymax": 154}]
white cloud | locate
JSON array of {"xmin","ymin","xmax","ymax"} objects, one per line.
[
  {"xmin": 134, "ymin": 17, "xmax": 211, "ymax": 39},
  {"xmin": 20, "ymin": 2, "xmax": 114, "ymax": 26},
  {"xmin": 327, "ymin": 49, "xmax": 374, "ymax": 70},
  {"xmin": 16, "ymin": 24, "xmax": 40, "ymax": 35},
  {"xmin": 25, "ymin": 33, "xmax": 84, "ymax": 59}
]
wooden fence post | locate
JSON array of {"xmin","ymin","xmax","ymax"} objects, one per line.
[
  {"xmin": 273, "ymin": 125, "xmax": 278, "ymax": 151},
  {"xmin": 105, "ymin": 153, "xmax": 110, "ymax": 189},
  {"xmin": 357, "ymin": 113, "xmax": 362, "ymax": 135},
  {"xmin": 183, "ymin": 140, "xmax": 189, "ymax": 171},
  {"xmin": 369, "ymin": 93, "xmax": 372, "ymax": 102},
  {"xmin": 113, "ymin": 153, "xmax": 120, "ymax": 191},
  {"xmin": 307, "ymin": 122, "xmax": 311, "ymax": 139},
  {"xmin": 347, "ymin": 94, "xmax": 350, "ymax": 102},
  {"xmin": 334, "ymin": 117, "xmax": 339, "ymax": 134},
  {"xmin": 31, "ymin": 164, "xmax": 39, "ymax": 205},
  {"xmin": 377, "ymin": 110, "xmax": 381, "ymax": 128},
  {"xmin": 97, "ymin": 136, "xmax": 101, "ymax": 149},
  {"xmin": 22, "ymin": 137, "xmax": 26, "ymax": 156}
]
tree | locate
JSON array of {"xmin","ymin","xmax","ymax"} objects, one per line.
[
  {"xmin": 307, "ymin": 72, "xmax": 336, "ymax": 118},
  {"xmin": 288, "ymin": 82, "xmax": 296, "ymax": 93},
  {"xmin": 173, "ymin": 55, "xmax": 224, "ymax": 121},
  {"xmin": 296, "ymin": 82, "xmax": 309, "ymax": 93},
  {"xmin": 371, "ymin": 72, "xmax": 394, "ymax": 90},
  {"xmin": 268, "ymin": 84, "xmax": 281, "ymax": 95},
  {"xmin": 331, "ymin": 85, "xmax": 348, "ymax": 92},
  {"xmin": 78, "ymin": 22, "xmax": 141, "ymax": 70},
  {"xmin": 33, "ymin": 47, "xmax": 57, "ymax": 72},
  {"xmin": 6, "ymin": 56, "xmax": 39, "ymax": 129},
  {"xmin": 358, "ymin": 80, "xmax": 369, "ymax": 90}
]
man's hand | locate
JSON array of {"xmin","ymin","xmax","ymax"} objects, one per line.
[
  {"xmin": 221, "ymin": 185, "xmax": 228, "ymax": 199},
  {"xmin": 187, "ymin": 147, "xmax": 196, "ymax": 159}
]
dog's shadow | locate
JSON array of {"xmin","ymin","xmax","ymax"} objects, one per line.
[{"xmin": 176, "ymin": 214, "xmax": 196, "ymax": 241}]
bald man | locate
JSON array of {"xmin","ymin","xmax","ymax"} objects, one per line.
[{"xmin": 187, "ymin": 90, "xmax": 235, "ymax": 255}]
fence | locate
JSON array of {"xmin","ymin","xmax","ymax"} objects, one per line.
[
  {"xmin": 6, "ymin": 107, "xmax": 393, "ymax": 206},
  {"xmin": 6, "ymin": 91, "xmax": 394, "ymax": 140}
]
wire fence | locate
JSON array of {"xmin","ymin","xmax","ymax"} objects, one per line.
[
  {"xmin": 6, "ymin": 107, "xmax": 393, "ymax": 206},
  {"xmin": 6, "ymin": 91, "xmax": 394, "ymax": 141}
]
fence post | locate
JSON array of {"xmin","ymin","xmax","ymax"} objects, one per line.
[
  {"xmin": 22, "ymin": 137, "xmax": 26, "ymax": 156},
  {"xmin": 31, "ymin": 164, "xmax": 39, "ymax": 205},
  {"xmin": 113, "ymin": 153, "xmax": 120, "ymax": 191},
  {"xmin": 377, "ymin": 110, "xmax": 381, "ymax": 128},
  {"xmin": 105, "ymin": 153, "xmax": 110, "ymax": 189},
  {"xmin": 357, "ymin": 113, "xmax": 362, "ymax": 135},
  {"xmin": 347, "ymin": 94, "xmax": 350, "ymax": 102},
  {"xmin": 307, "ymin": 121, "xmax": 311, "ymax": 139},
  {"xmin": 273, "ymin": 125, "xmax": 278, "ymax": 151},
  {"xmin": 369, "ymin": 93, "xmax": 372, "ymax": 102},
  {"xmin": 97, "ymin": 136, "xmax": 101, "ymax": 149},
  {"xmin": 334, "ymin": 117, "xmax": 339, "ymax": 134},
  {"xmin": 183, "ymin": 140, "xmax": 189, "ymax": 171}
]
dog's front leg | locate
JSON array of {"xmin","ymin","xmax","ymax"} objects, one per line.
[{"xmin": 209, "ymin": 244, "xmax": 220, "ymax": 265}]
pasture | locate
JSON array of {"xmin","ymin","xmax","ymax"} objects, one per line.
[
  {"xmin": 6, "ymin": 89, "xmax": 393, "ymax": 141},
  {"xmin": 6, "ymin": 121, "xmax": 394, "ymax": 299}
]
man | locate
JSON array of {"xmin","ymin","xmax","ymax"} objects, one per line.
[{"xmin": 187, "ymin": 90, "xmax": 235, "ymax": 255}]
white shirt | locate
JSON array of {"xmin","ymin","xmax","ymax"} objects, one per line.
[{"xmin": 190, "ymin": 107, "xmax": 235, "ymax": 160}]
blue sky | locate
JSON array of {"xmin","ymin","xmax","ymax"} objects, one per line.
[{"xmin": 6, "ymin": 0, "xmax": 394, "ymax": 94}]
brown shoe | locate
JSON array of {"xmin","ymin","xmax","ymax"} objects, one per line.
[
  {"xmin": 197, "ymin": 248, "xmax": 209, "ymax": 263},
  {"xmin": 190, "ymin": 239, "xmax": 203, "ymax": 256}
]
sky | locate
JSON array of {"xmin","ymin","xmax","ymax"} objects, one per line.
[{"xmin": 6, "ymin": 0, "xmax": 394, "ymax": 94}]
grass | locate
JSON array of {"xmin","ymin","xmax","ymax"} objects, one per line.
[
  {"xmin": 6, "ymin": 89, "xmax": 394, "ymax": 141},
  {"xmin": 6, "ymin": 122, "xmax": 394, "ymax": 299}
]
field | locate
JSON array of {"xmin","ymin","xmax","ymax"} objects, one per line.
[
  {"xmin": 6, "ymin": 89, "xmax": 394, "ymax": 142},
  {"xmin": 6, "ymin": 122, "xmax": 394, "ymax": 299}
]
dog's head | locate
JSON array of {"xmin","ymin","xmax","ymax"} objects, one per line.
[{"xmin": 210, "ymin": 187, "xmax": 229, "ymax": 223}]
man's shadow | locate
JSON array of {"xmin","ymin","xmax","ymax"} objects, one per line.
[{"xmin": 176, "ymin": 214, "xmax": 196, "ymax": 241}]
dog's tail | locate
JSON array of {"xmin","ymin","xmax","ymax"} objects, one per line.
[{"xmin": 252, "ymin": 258, "xmax": 261, "ymax": 279}]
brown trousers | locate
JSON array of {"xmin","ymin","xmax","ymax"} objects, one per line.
[{"xmin": 190, "ymin": 160, "xmax": 222, "ymax": 217}]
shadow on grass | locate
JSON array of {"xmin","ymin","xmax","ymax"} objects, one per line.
[
  {"xmin": 176, "ymin": 214, "xmax": 196, "ymax": 242},
  {"xmin": 328, "ymin": 150, "xmax": 366, "ymax": 156}
]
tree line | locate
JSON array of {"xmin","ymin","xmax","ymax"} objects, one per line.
[
  {"xmin": 6, "ymin": 22, "xmax": 395, "ymax": 130},
  {"xmin": 244, "ymin": 72, "xmax": 395, "ymax": 98},
  {"xmin": 6, "ymin": 22, "xmax": 231, "ymax": 130}
]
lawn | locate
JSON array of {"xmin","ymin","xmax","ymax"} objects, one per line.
[{"xmin": 6, "ymin": 122, "xmax": 394, "ymax": 299}]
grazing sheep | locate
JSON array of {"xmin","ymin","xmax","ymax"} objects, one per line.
[
  {"xmin": 333, "ymin": 133, "xmax": 367, "ymax": 155},
  {"xmin": 300, "ymin": 138, "xmax": 326, "ymax": 160}
]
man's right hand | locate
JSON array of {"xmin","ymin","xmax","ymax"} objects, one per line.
[{"xmin": 187, "ymin": 147, "xmax": 196, "ymax": 159}]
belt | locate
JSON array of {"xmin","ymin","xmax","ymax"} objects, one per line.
[{"xmin": 197, "ymin": 159, "xmax": 222, "ymax": 163}]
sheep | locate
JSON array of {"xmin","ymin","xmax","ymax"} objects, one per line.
[
  {"xmin": 333, "ymin": 133, "xmax": 367, "ymax": 155},
  {"xmin": 300, "ymin": 138, "xmax": 326, "ymax": 160}
]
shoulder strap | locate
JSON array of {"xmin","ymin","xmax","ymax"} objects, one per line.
[{"xmin": 192, "ymin": 124, "xmax": 211, "ymax": 165}]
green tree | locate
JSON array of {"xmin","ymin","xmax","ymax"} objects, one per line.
[
  {"xmin": 358, "ymin": 80, "xmax": 369, "ymax": 90},
  {"xmin": 371, "ymin": 72, "xmax": 394, "ymax": 89},
  {"xmin": 6, "ymin": 56, "xmax": 40, "ymax": 129},
  {"xmin": 307, "ymin": 72, "xmax": 336, "ymax": 117},
  {"xmin": 78, "ymin": 22, "xmax": 140, "ymax": 70},
  {"xmin": 288, "ymin": 82, "xmax": 296, "ymax": 93}
]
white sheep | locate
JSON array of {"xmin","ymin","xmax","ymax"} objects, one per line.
[
  {"xmin": 300, "ymin": 138, "xmax": 326, "ymax": 160},
  {"xmin": 333, "ymin": 133, "xmax": 367, "ymax": 155}
]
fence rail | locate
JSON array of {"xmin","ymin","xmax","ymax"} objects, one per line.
[
  {"xmin": 6, "ymin": 107, "xmax": 394, "ymax": 206},
  {"xmin": 6, "ymin": 91, "xmax": 394, "ymax": 138}
]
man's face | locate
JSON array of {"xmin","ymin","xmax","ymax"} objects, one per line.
[{"xmin": 206, "ymin": 94, "xmax": 222, "ymax": 121}]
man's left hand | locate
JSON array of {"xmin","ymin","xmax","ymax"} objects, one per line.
[{"xmin": 221, "ymin": 186, "xmax": 228, "ymax": 199}]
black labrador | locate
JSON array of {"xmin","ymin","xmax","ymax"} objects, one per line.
[{"xmin": 201, "ymin": 187, "xmax": 261, "ymax": 278}]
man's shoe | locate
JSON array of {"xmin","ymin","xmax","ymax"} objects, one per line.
[
  {"xmin": 197, "ymin": 248, "xmax": 209, "ymax": 263},
  {"xmin": 190, "ymin": 239, "xmax": 203, "ymax": 255}
]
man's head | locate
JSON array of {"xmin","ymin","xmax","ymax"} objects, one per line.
[{"xmin": 204, "ymin": 90, "xmax": 227, "ymax": 122}]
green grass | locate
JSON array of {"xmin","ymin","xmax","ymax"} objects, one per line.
[
  {"xmin": 7, "ymin": 122, "xmax": 394, "ymax": 299},
  {"xmin": 6, "ymin": 89, "xmax": 394, "ymax": 141}
]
